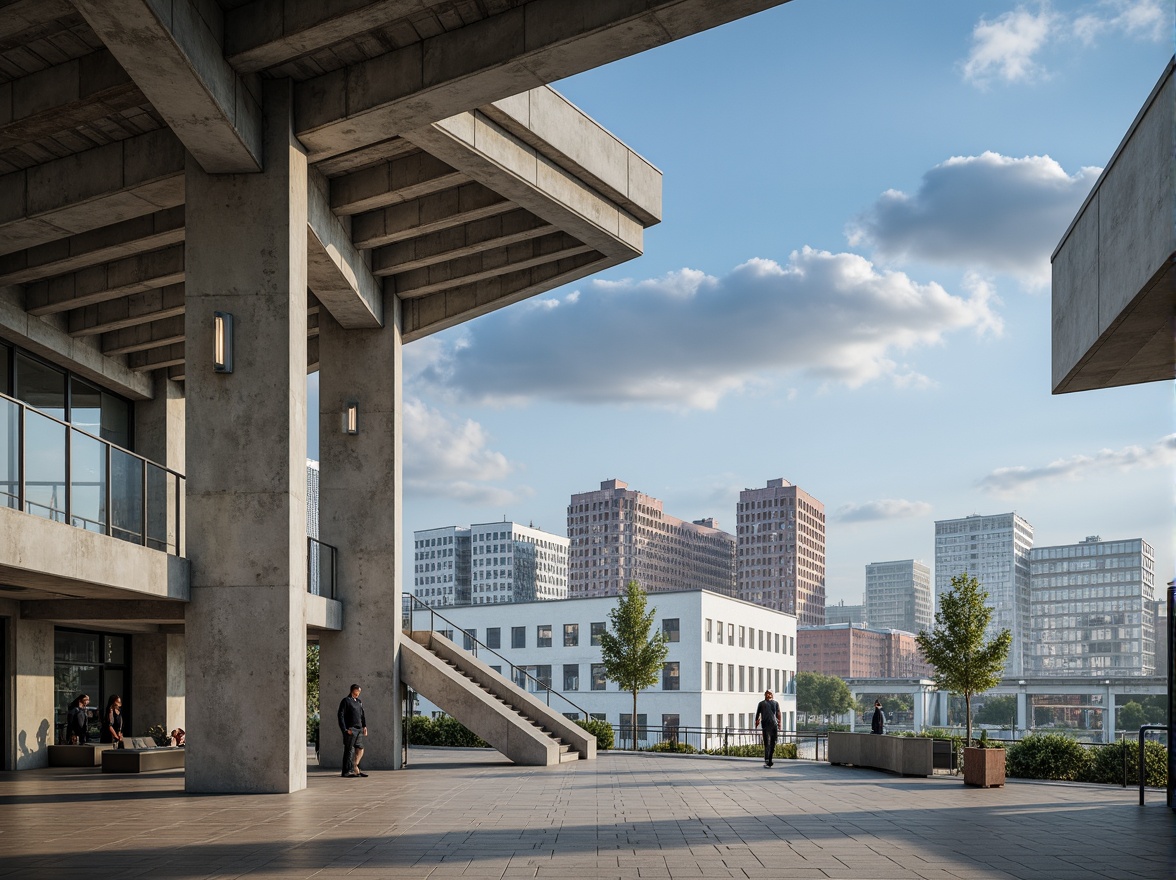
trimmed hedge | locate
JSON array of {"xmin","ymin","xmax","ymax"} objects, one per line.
[
  {"xmin": 1005, "ymin": 733, "xmax": 1092, "ymax": 781},
  {"xmin": 576, "ymin": 718, "xmax": 614, "ymax": 750},
  {"xmin": 403, "ymin": 714, "xmax": 488, "ymax": 748},
  {"xmin": 703, "ymin": 742, "xmax": 798, "ymax": 759},
  {"xmin": 1085, "ymin": 739, "xmax": 1168, "ymax": 788}
]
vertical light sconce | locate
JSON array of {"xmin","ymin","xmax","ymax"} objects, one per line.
[
  {"xmin": 213, "ymin": 311, "xmax": 234, "ymax": 373},
  {"xmin": 342, "ymin": 400, "xmax": 359, "ymax": 435}
]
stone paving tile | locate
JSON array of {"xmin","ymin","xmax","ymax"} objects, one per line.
[{"xmin": 0, "ymin": 751, "xmax": 1172, "ymax": 880}]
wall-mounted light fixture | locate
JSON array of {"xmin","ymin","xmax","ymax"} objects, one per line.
[
  {"xmin": 213, "ymin": 311, "xmax": 234, "ymax": 373},
  {"xmin": 342, "ymin": 400, "xmax": 359, "ymax": 435}
]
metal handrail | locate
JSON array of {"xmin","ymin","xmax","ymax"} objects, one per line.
[
  {"xmin": 1, "ymin": 390, "xmax": 184, "ymax": 555},
  {"xmin": 404, "ymin": 593, "xmax": 590, "ymax": 719},
  {"xmin": 1138, "ymin": 724, "xmax": 1167, "ymax": 805},
  {"xmin": 307, "ymin": 536, "xmax": 338, "ymax": 599}
]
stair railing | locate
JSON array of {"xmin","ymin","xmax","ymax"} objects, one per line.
[{"xmin": 404, "ymin": 593, "xmax": 591, "ymax": 720}]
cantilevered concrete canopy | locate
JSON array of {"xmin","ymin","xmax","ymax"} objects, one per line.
[
  {"xmin": 1051, "ymin": 58, "xmax": 1174, "ymax": 394},
  {"xmin": 0, "ymin": 0, "xmax": 792, "ymax": 790}
]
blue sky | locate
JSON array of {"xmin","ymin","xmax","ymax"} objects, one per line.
[{"xmin": 311, "ymin": 0, "xmax": 1174, "ymax": 604}]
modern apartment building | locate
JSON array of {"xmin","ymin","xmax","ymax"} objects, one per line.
[
  {"xmin": 1029, "ymin": 536, "xmax": 1157, "ymax": 676},
  {"xmin": 566, "ymin": 480, "xmax": 735, "ymax": 599},
  {"xmin": 865, "ymin": 559, "xmax": 932, "ymax": 634},
  {"xmin": 736, "ymin": 478, "xmax": 826, "ymax": 625},
  {"xmin": 412, "ymin": 522, "xmax": 568, "ymax": 607},
  {"xmin": 826, "ymin": 601, "xmax": 866, "ymax": 626},
  {"xmin": 408, "ymin": 590, "xmax": 798, "ymax": 738},
  {"xmin": 934, "ymin": 513, "xmax": 1034, "ymax": 676},
  {"xmin": 797, "ymin": 624, "xmax": 934, "ymax": 679}
]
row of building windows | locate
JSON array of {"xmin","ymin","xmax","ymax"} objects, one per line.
[
  {"xmin": 704, "ymin": 619, "xmax": 794, "ymax": 655},
  {"xmin": 704, "ymin": 662, "xmax": 793, "ymax": 694},
  {"xmin": 484, "ymin": 661, "xmax": 681, "ymax": 692}
]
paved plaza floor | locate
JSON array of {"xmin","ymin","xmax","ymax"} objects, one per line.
[{"xmin": 0, "ymin": 749, "xmax": 1172, "ymax": 880}]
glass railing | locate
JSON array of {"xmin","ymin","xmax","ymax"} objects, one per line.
[
  {"xmin": 0, "ymin": 391, "xmax": 184, "ymax": 555},
  {"xmin": 308, "ymin": 536, "xmax": 337, "ymax": 599}
]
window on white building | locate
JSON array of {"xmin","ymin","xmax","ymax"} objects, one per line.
[{"xmin": 662, "ymin": 662, "xmax": 679, "ymax": 691}]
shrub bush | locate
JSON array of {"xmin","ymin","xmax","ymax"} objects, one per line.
[
  {"xmin": 576, "ymin": 718, "xmax": 614, "ymax": 750},
  {"xmin": 703, "ymin": 742, "xmax": 798, "ymax": 759},
  {"xmin": 1005, "ymin": 732, "xmax": 1092, "ymax": 781},
  {"xmin": 1085, "ymin": 740, "xmax": 1168, "ymax": 788},
  {"xmin": 647, "ymin": 740, "xmax": 698, "ymax": 753},
  {"xmin": 403, "ymin": 714, "xmax": 488, "ymax": 748}
]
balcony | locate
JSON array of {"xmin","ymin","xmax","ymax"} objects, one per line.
[{"xmin": 1, "ymin": 392, "xmax": 184, "ymax": 555}]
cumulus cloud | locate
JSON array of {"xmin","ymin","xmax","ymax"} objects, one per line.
[
  {"xmin": 962, "ymin": 2, "xmax": 1171, "ymax": 87},
  {"xmin": 403, "ymin": 397, "xmax": 528, "ymax": 505},
  {"xmin": 979, "ymin": 434, "xmax": 1176, "ymax": 495},
  {"xmin": 416, "ymin": 248, "xmax": 1001, "ymax": 410},
  {"xmin": 848, "ymin": 152, "xmax": 1101, "ymax": 285},
  {"xmin": 834, "ymin": 499, "xmax": 933, "ymax": 523}
]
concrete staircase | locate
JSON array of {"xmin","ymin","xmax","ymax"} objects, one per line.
[{"xmin": 400, "ymin": 631, "xmax": 596, "ymax": 766}]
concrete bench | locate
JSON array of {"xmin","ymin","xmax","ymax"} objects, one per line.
[
  {"xmin": 828, "ymin": 732, "xmax": 932, "ymax": 777},
  {"xmin": 47, "ymin": 743, "xmax": 116, "ymax": 767},
  {"xmin": 101, "ymin": 737, "xmax": 185, "ymax": 773}
]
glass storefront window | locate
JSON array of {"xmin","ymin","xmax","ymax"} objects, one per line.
[
  {"xmin": 69, "ymin": 376, "xmax": 102, "ymax": 437},
  {"xmin": 15, "ymin": 352, "xmax": 65, "ymax": 420},
  {"xmin": 54, "ymin": 630, "xmax": 130, "ymax": 745}
]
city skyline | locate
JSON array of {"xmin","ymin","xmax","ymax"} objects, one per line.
[{"xmin": 306, "ymin": 1, "xmax": 1174, "ymax": 603}]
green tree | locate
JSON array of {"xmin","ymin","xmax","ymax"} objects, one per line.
[
  {"xmin": 1117, "ymin": 701, "xmax": 1147, "ymax": 732},
  {"xmin": 598, "ymin": 581, "xmax": 669, "ymax": 749},
  {"xmin": 975, "ymin": 695, "xmax": 1017, "ymax": 727},
  {"xmin": 796, "ymin": 671, "xmax": 854, "ymax": 726},
  {"xmin": 307, "ymin": 644, "xmax": 320, "ymax": 742},
  {"xmin": 915, "ymin": 572, "xmax": 1011, "ymax": 747}
]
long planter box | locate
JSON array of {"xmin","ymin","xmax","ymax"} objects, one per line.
[
  {"xmin": 47, "ymin": 744, "xmax": 116, "ymax": 767},
  {"xmin": 102, "ymin": 747, "xmax": 185, "ymax": 773},
  {"xmin": 828, "ymin": 732, "xmax": 932, "ymax": 777},
  {"xmin": 963, "ymin": 747, "xmax": 1005, "ymax": 787}
]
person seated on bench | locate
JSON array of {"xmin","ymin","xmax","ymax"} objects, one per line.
[
  {"xmin": 66, "ymin": 694, "xmax": 91, "ymax": 744},
  {"xmin": 171, "ymin": 728, "xmax": 185, "ymax": 747}
]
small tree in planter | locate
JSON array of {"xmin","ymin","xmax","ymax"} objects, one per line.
[{"xmin": 916, "ymin": 573, "xmax": 1010, "ymax": 785}]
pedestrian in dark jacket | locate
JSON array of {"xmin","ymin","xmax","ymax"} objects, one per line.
[{"xmin": 871, "ymin": 700, "xmax": 885, "ymax": 734}]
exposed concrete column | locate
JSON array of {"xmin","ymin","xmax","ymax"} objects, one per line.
[
  {"xmin": 913, "ymin": 689, "xmax": 926, "ymax": 732},
  {"xmin": 7, "ymin": 613, "xmax": 53, "ymax": 770},
  {"xmin": 183, "ymin": 79, "xmax": 309, "ymax": 793},
  {"xmin": 131, "ymin": 633, "xmax": 185, "ymax": 738},
  {"xmin": 316, "ymin": 293, "xmax": 402, "ymax": 770},
  {"xmin": 1103, "ymin": 685, "xmax": 1115, "ymax": 744},
  {"xmin": 938, "ymin": 692, "xmax": 949, "ymax": 728},
  {"xmin": 1016, "ymin": 692, "xmax": 1029, "ymax": 739}
]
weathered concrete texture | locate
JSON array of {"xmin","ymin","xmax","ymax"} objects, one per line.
[
  {"xmin": 183, "ymin": 80, "xmax": 308, "ymax": 794},
  {"xmin": 316, "ymin": 293, "xmax": 401, "ymax": 770},
  {"xmin": 24, "ymin": 244, "xmax": 185, "ymax": 316},
  {"xmin": 9, "ymin": 614, "xmax": 53, "ymax": 770},
  {"xmin": 0, "ymin": 507, "xmax": 189, "ymax": 598},
  {"xmin": 1052, "ymin": 60, "xmax": 1174, "ymax": 393},
  {"xmin": 400, "ymin": 636, "xmax": 559, "ymax": 766},
  {"xmin": 306, "ymin": 169, "xmax": 383, "ymax": 328},
  {"xmin": 827, "ymin": 731, "xmax": 933, "ymax": 777},
  {"xmin": 131, "ymin": 632, "xmax": 185, "ymax": 738}
]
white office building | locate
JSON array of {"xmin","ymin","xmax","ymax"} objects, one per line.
[
  {"xmin": 865, "ymin": 559, "xmax": 932, "ymax": 634},
  {"xmin": 1029, "ymin": 536, "xmax": 1157, "ymax": 676},
  {"xmin": 412, "ymin": 522, "xmax": 569, "ymax": 607},
  {"xmin": 407, "ymin": 590, "xmax": 798, "ymax": 742},
  {"xmin": 934, "ymin": 513, "xmax": 1034, "ymax": 676}
]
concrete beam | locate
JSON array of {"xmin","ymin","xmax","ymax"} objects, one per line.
[
  {"xmin": 329, "ymin": 151, "xmax": 464, "ymax": 216},
  {"xmin": 101, "ymin": 314, "xmax": 186, "ymax": 356},
  {"xmin": 0, "ymin": 49, "xmax": 143, "ymax": 152},
  {"xmin": 371, "ymin": 208, "xmax": 553, "ymax": 276},
  {"xmin": 0, "ymin": 207, "xmax": 185, "ymax": 287},
  {"xmin": 0, "ymin": 284, "xmax": 154, "ymax": 399},
  {"xmin": 0, "ymin": 0, "xmax": 74, "ymax": 49},
  {"xmin": 0, "ymin": 129, "xmax": 185, "ymax": 257},
  {"xmin": 390, "ymin": 230, "xmax": 590, "ymax": 297},
  {"xmin": 20, "ymin": 599, "xmax": 185, "ymax": 623},
  {"xmin": 350, "ymin": 181, "xmax": 511, "ymax": 249},
  {"xmin": 405, "ymin": 111, "xmax": 643, "ymax": 260},
  {"xmin": 25, "ymin": 244, "xmax": 185, "ymax": 316},
  {"xmin": 311, "ymin": 136, "xmax": 419, "ymax": 178},
  {"xmin": 306, "ymin": 170, "xmax": 382, "ymax": 328},
  {"xmin": 401, "ymin": 249, "xmax": 611, "ymax": 341},
  {"xmin": 293, "ymin": 0, "xmax": 791, "ymax": 161},
  {"xmin": 484, "ymin": 87, "xmax": 662, "ymax": 226},
  {"xmin": 69, "ymin": 282, "xmax": 186, "ymax": 338},
  {"xmin": 71, "ymin": 0, "xmax": 263, "ymax": 174},
  {"xmin": 128, "ymin": 342, "xmax": 186, "ymax": 373}
]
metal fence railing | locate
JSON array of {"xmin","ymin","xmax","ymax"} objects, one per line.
[
  {"xmin": 0, "ymin": 390, "xmax": 184, "ymax": 554},
  {"xmin": 404, "ymin": 594, "xmax": 590, "ymax": 720},
  {"xmin": 307, "ymin": 536, "xmax": 337, "ymax": 599},
  {"xmin": 611, "ymin": 725, "xmax": 828, "ymax": 761}
]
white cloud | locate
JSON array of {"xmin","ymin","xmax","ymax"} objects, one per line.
[
  {"xmin": 416, "ymin": 248, "xmax": 1001, "ymax": 410},
  {"xmin": 403, "ymin": 397, "xmax": 528, "ymax": 505},
  {"xmin": 978, "ymin": 434, "xmax": 1176, "ymax": 495},
  {"xmin": 962, "ymin": 5, "xmax": 1057, "ymax": 86},
  {"xmin": 834, "ymin": 499, "xmax": 933, "ymax": 523},
  {"xmin": 962, "ymin": 2, "xmax": 1171, "ymax": 87},
  {"xmin": 848, "ymin": 152, "xmax": 1101, "ymax": 286}
]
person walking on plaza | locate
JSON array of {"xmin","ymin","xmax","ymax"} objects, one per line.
[
  {"xmin": 338, "ymin": 683, "xmax": 368, "ymax": 777},
  {"xmin": 871, "ymin": 700, "xmax": 885, "ymax": 735},
  {"xmin": 754, "ymin": 690, "xmax": 782, "ymax": 768}
]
